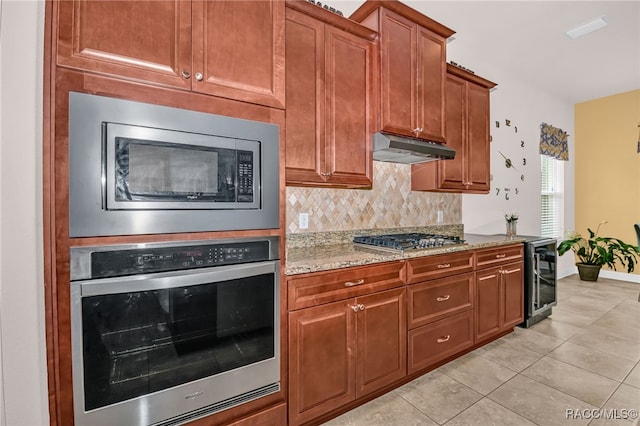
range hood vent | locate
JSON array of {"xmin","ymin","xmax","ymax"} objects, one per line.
[{"xmin": 372, "ymin": 132, "xmax": 455, "ymax": 164}]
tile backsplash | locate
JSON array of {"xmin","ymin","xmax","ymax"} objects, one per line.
[{"xmin": 286, "ymin": 161, "xmax": 461, "ymax": 233}]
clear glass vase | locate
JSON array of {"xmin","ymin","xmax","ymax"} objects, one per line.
[{"xmin": 506, "ymin": 221, "xmax": 517, "ymax": 237}]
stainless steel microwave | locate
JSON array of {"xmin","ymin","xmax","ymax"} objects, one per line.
[{"xmin": 68, "ymin": 92, "xmax": 279, "ymax": 237}]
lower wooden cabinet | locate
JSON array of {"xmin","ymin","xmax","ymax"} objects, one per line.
[
  {"xmin": 226, "ymin": 403, "xmax": 287, "ymax": 426},
  {"xmin": 288, "ymin": 287, "xmax": 406, "ymax": 425},
  {"xmin": 408, "ymin": 310, "xmax": 474, "ymax": 374},
  {"xmin": 475, "ymin": 261, "xmax": 524, "ymax": 342}
]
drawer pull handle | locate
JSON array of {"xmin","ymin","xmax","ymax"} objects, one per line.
[
  {"xmin": 344, "ymin": 279, "xmax": 365, "ymax": 287},
  {"xmin": 437, "ymin": 335, "xmax": 451, "ymax": 343},
  {"xmin": 436, "ymin": 295, "xmax": 450, "ymax": 302},
  {"xmin": 495, "ymin": 254, "xmax": 507, "ymax": 259},
  {"xmin": 437, "ymin": 263, "xmax": 451, "ymax": 269}
]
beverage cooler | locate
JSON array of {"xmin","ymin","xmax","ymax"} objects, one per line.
[{"xmin": 521, "ymin": 237, "xmax": 558, "ymax": 327}]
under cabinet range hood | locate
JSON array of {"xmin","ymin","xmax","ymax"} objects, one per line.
[{"xmin": 372, "ymin": 132, "xmax": 455, "ymax": 164}]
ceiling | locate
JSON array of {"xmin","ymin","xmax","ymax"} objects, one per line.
[{"xmin": 331, "ymin": 0, "xmax": 640, "ymax": 105}]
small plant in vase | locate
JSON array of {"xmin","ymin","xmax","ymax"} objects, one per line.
[{"xmin": 505, "ymin": 213, "xmax": 518, "ymax": 237}]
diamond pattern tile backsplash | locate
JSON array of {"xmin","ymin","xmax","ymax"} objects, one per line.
[{"xmin": 286, "ymin": 162, "xmax": 461, "ymax": 233}]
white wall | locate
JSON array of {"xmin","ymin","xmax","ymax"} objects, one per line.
[
  {"xmin": 0, "ymin": 1, "xmax": 49, "ymax": 425},
  {"xmin": 443, "ymin": 27, "xmax": 577, "ymax": 278}
]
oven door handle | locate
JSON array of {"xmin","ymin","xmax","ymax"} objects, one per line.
[{"xmin": 75, "ymin": 260, "xmax": 279, "ymax": 297}]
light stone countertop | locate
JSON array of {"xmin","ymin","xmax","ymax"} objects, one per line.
[{"xmin": 285, "ymin": 233, "xmax": 527, "ymax": 275}]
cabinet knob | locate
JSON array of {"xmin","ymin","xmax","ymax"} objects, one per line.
[
  {"xmin": 436, "ymin": 335, "xmax": 451, "ymax": 343},
  {"xmin": 195, "ymin": 72, "xmax": 204, "ymax": 82},
  {"xmin": 344, "ymin": 279, "xmax": 365, "ymax": 287},
  {"xmin": 358, "ymin": 304, "xmax": 365, "ymax": 311},
  {"xmin": 351, "ymin": 305, "xmax": 360, "ymax": 312},
  {"xmin": 181, "ymin": 70, "xmax": 191, "ymax": 79},
  {"xmin": 436, "ymin": 295, "xmax": 451, "ymax": 302}
]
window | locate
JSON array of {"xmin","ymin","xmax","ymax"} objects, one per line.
[{"xmin": 540, "ymin": 155, "xmax": 564, "ymax": 238}]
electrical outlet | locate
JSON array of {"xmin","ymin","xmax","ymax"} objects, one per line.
[
  {"xmin": 437, "ymin": 210, "xmax": 444, "ymax": 223},
  {"xmin": 299, "ymin": 212, "xmax": 309, "ymax": 229}
]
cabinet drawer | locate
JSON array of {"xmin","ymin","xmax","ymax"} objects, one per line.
[
  {"xmin": 406, "ymin": 251, "xmax": 474, "ymax": 283},
  {"xmin": 288, "ymin": 261, "xmax": 406, "ymax": 310},
  {"xmin": 475, "ymin": 244, "xmax": 523, "ymax": 269},
  {"xmin": 408, "ymin": 310, "xmax": 474, "ymax": 374},
  {"xmin": 408, "ymin": 272, "xmax": 473, "ymax": 328},
  {"xmin": 227, "ymin": 403, "xmax": 287, "ymax": 426}
]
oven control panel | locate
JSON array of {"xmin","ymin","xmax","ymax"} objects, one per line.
[{"xmin": 90, "ymin": 241, "xmax": 272, "ymax": 279}]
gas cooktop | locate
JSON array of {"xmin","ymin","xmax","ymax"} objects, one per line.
[{"xmin": 353, "ymin": 233, "xmax": 466, "ymax": 253}]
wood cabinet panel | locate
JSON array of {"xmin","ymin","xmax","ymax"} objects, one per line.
[
  {"xmin": 288, "ymin": 300, "xmax": 356, "ymax": 425},
  {"xmin": 408, "ymin": 272, "xmax": 473, "ymax": 328},
  {"xmin": 475, "ymin": 246, "xmax": 524, "ymax": 343},
  {"xmin": 475, "ymin": 266, "xmax": 502, "ymax": 341},
  {"xmin": 356, "ymin": 288, "xmax": 406, "ymax": 397},
  {"xmin": 193, "ymin": 0, "xmax": 285, "ymax": 108},
  {"xmin": 406, "ymin": 250, "xmax": 474, "ymax": 283},
  {"xmin": 284, "ymin": 9, "xmax": 325, "ymax": 183},
  {"xmin": 503, "ymin": 261, "xmax": 525, "ymax": 329},
  {"xmin": 415, "ymin": 25, "xmax": 446, "ymax": 143},
  {"xmin": 379, "ymin": 8, "xmax": 416, "ymax": 136},
  {"xmin": 408, "ymin": 310, "xmax": 473, "ymax": 374},
  {"xmin": 226, "ymin": 403, "xmax": 287, "ymax": 426},
  {"xmin": 288, "ymin": 287, "xmax": 406, "ymax": 425},
  {"xmin": 285, "ymin": 4, "xmax": 375, "ymax": 187},
  {"xmin": 411, "ymin": 66, "xmax": 496, "ymax": 193},
  {"xmin": 288, "ymin": 261, "xmax": 405, "ymax": 311},
  {"xmin": 476, "ymin": 244, "xmax": 523, "ymax": 269},
  {"xmin": 57, "ymin": 0, "xmax": 285, "ymax": 108},
  {"xmin": 56, "ymin": 0, "xmax": 192, "ymax": 88}
]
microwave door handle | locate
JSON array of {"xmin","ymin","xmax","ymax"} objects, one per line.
[{"xmin": 77, "ymin": 260, "xmax": 278, "ymax": 297}]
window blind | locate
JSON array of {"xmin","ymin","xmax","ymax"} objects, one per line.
[{"xmin": 540, "ymin": 155, "xmax": 563, "ymax": 238}]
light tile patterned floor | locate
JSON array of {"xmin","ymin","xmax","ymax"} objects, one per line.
[{"xmin": 323, "ymin": 275, "xmax": 640, "ymax": 426}]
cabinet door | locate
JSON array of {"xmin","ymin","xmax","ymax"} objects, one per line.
[
  {"xmin": 415, "ymin": 25, "xmax": 446, "ymax": 143},
  {"xmin": 465, "ymin": 82, "xmax": 491, "ymax": 191},
  {"xmin": 502, "ymin": 261, "xmax": 524, "ymax": 330},
  {"xmin": 284, "ymin": 9, "xmax": 325, "ymax": 184},
  {"xmin": 324, "ymin": 26, "xmax": 374, "ymax": 187},
  {"xmin": 475, "ymin": 267, "xmax": 502, "ymax": 342},
  {"xmin": 288, "ymin": 300, "xmax": 356, "ymax": 425},
  {"xmin": 193, "ymin": 0, "xmax": 285, "ymax": 108},
  {"xmin": 437, "ymin": 74, "xmax": 466, "ymax": 190},
  {"xmin": 56, "ymin": 0, "xmax": 192, "ymax": 89},
  {"xmin": 379, "ymin": 9, "xmax": 416, "ymax": 137},
  {"xmin": 355, "ymin": 288, "xmax": 406, "ymax": 397}
]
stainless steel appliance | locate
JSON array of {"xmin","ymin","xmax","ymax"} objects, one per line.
[
  {"xmin": 70, "ymin": 237, "xmax": 280, "ymax": 426},
  {"xmin": 521, "ymin": 237, "xmax": 557, "ymax": 327},
  {"xmin": 353, "ymin": 233, "xmax": 466, "ymax": 252},
  {"xmin": 68, "ymin": 92, "xmax": 279, "ymax": 237}
]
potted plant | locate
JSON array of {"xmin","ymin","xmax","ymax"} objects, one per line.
[
  {"xmin": 505, "ymin": 213, "xmax": 518, "ymax": 237},
  {"xmin": 557, "ymin": 221, "xmax": 640, "ymax": 281}
]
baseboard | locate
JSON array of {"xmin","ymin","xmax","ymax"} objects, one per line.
[{"xmin": 559, "ymin": 266, "xmax": 640, "ymax": 284}]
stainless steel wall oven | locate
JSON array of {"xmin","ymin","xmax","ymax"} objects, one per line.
[
  {"xmin": 68, "ymin": 92, "xmax": 280, "ymax": 237},
  {"xmin": 70, "ymin": 237, "xmax": 280, "ymax": 426}
]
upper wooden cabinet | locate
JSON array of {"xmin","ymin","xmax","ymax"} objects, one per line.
[
  {"xmin": 285, "ymin": 1, "xmax": 376, "ymax": 187},
  {"xmin": 412, "ymin": 65, "xmax": 497, "ymax": 193},
  {"xmin": 56, "ymin": 0, "xmax": 285, "ymax": 108},
  {"xmin": 350, "ymin": 1, "xmax": 454, "ymax": 143}
]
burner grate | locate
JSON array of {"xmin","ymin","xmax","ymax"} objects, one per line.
[{"xmin": 353, "ymin": 233, "xmax": 465, "ymax": 252}]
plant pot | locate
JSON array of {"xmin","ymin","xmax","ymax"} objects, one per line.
[{"xmin": 576, "ymin": 263, "xmax": 602, "ymax": 281}]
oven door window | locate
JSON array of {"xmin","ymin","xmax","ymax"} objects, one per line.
[{"xmin": 81, "ymin": 274, "xmax": 274, "ymax": 411}]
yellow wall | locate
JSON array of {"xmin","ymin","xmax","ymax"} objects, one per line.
[{"xmin": 575, "ymin": 89, "xmax": 640, "ymax": 274}]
